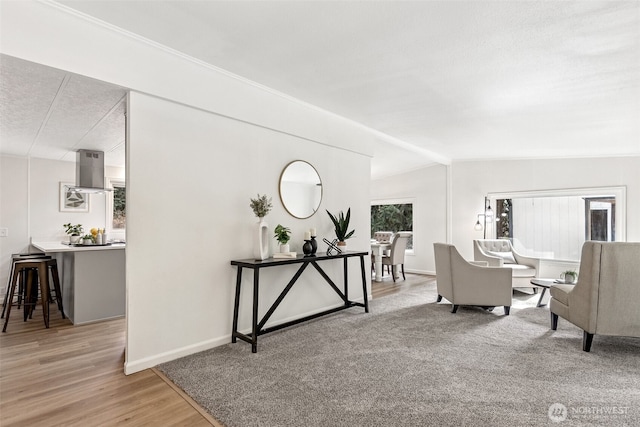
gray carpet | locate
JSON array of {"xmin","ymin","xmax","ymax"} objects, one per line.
[{"xmin": 158, "ymin": 280, "xmax": 640, "ymax": 427}]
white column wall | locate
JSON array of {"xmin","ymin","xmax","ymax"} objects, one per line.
[{"xmin": 126, "ymin": 92, "xmax": 371, "ymax": 372}]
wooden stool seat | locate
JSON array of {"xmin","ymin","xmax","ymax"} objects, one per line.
[{"xmin": 2, "ymin": 258, "xmax": 64, "ymax": 332}]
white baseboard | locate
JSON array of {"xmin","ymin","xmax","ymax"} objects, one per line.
[
  {"xmin": 124, "ymin": 335, "xmax": 230, "ymax": 375},
  {"xmin": 405, "ymin": 268, "xmax": 435, "ymax": 276},
  {"xmin": 124, "ymin": 297, "xmax": 368, "ymax": 375}
]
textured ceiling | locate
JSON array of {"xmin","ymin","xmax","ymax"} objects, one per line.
[
  {"xmin": 2, "ymin": 1, "xmax": 639, "ymax": 177},
  {"xmin": 0, "ymin": 55, "xmax": 127, "ymax": 167}
]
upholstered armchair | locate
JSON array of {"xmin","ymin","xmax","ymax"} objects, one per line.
[
  {"xmin": 434, "ymin": 243, "xmax": 512, "ymax": 315},
  {"xmin": 473, "ymin": 239, "xmax": 540, "ymax": 289},
  {"xmin": 550, "ymin": 241, "xmax": 640, "ymax": 352}
]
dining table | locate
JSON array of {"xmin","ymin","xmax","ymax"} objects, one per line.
[{"xmin": 370, "ymin": 240, "xmax": 391, "ymax": 282}]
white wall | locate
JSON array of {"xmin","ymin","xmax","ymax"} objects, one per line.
[
  {"xmin": 0, "ymin": 156, "xmax": 29, "ymax": 286},
  {"xmin": 511, "ymin": 196, "xmax": 586, "ymax": 260},
  {"xmin": 370, "ymin": 165, "xmax": 448, "ymax": 274},
  {"xmin": 452, "ymin": 157, "xmax": 640, "ymax": 259},
  {"xmin": 1, "ymin": 1, "xmax": 376, "ymax": 374}
]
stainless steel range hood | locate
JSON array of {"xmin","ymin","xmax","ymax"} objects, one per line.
[{"xmin": 66, "ymin": 150, "xmax": 112, "ymax": 194}]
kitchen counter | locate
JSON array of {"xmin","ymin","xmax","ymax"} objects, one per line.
[
  {"xmin": 31, "ymin": 240, "xmax": 125, "ymax": 325},
  {"xmin": 31, "ymin": 241, "xmax": 126, "ymax": 253}
]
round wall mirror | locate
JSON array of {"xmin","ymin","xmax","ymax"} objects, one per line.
[{"xmin": 279, "ymin": 160, "xmax": 323, "ymax": 219}]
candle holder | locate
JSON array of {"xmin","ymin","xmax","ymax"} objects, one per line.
[
  {"xmin": 303, "ymin": 240, "xmax": 313, "ymax": 256},
  {"xmin": 310, "ymin": 236, "xmax": 317, "ymax": 255}
]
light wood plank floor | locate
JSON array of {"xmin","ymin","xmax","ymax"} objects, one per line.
[{"xmin": 0, "ymin": 273, "xmax": 434, "ymax": 426}]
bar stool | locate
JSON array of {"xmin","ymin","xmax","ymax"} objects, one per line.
[
  {"xmin": 26, "ymin": 259, "xmax": 64, "ymax": 321},
  {"xmin": 1, "ymin": 253, "xmax": 51, "ymax": 319},
  {"xmin": 2, "ymin": 258, "xmax": 65, "ymax": 332}
]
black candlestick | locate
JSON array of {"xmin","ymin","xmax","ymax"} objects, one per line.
[
  {"xmin": 310, "ymin": 236, "xmax": 317, "ymax": 255},
  {"xmin": 303, "ymin": 240, "xmax": 313, "ymax": 255}
]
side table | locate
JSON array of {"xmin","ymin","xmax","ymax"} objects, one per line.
[{"xmin": 530, "ymin": 278, "xmax": 558, "ymax": 307}]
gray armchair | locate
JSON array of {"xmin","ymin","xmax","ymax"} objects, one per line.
[
  {"xmin": 550, "ymin": 241, "xmax": 640, "ymax": 351},
  {"xmin": 473, "ymin": 239, "xmax": 540, "ymax": 289},
  {"xmin": 434, "ymin": 243, "xmax": 512, "ymax": 315}
]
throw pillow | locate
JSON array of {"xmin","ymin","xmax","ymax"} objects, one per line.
[{"xmin": 487, "ymin": 250, "xmax": 516, "ymax": 264}]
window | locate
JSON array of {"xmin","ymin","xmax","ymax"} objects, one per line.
[
  {"xmin": 585, "ymin": 197, "xmax": 615, "ymax": 241},
  {"xmin": 487, "ymin": 187, "xmax": 625, "ymax": 261},
  {"xmin": 370, "ymin": 202, "xmax": 413, "ymax": 249},
  {"xmin": 107, "ymin": 178, "xmax": 126, "ymax": 231}
]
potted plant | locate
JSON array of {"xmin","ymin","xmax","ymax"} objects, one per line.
[
  {"xmin": 326, "ymin": 208, "xmax": 355, "ymax": 250},
  {"xmin": 63, "ymin": 223, "xmax": 84, "ymax": 243},
  {"xmin": 561, "ymin": 270, "xmax": 578, "ymax": 284},
  {"xmin": 274, "ymin": 224, "xmax": 292, "ymax": 253},
  {"xmin": 249, "ymin": 194, "xmax": 273, "ymax": 219},
  {"xmin": 249, "ymin": 194, "xmax": 273, "ymax": 260},
  {"xmin": 81, "ymin": 234, "xmax": 95, "ymax": 245}
]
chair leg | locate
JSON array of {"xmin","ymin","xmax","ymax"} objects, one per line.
[
  {"xmin": 583, "ymin": 331, "xmax": 594, "ymax": 352},
  {"xmin": 401, "ymin": 264, "xmax": 406, "ymax": 280},
  {"xmin": 391, "ymin": 265, "xmax": 396, "ymax": 282},
  {"xmin": 1, "ymin": 262, "xmax": 17, "ymax": 319},
  {"xmin": 551, "ymin": 312, "xmax": 558, "ymax": 330},
  {"xmin": 436, "ymin": 294, "xmax": 443, "ymax": 302},
  {"xmin": 37, "ymin": 266, "xmax": 50, "ymax": 329},
  {"xmin": 451, "ymin": 304, "xmax": 459, "ymax": 313},
  {"xmin": 24, "ymin": 270, "xmax": 36, "ymax": 322},
  {"xmin": 504, "ymin": 306, "xmax": 510, "ymax": 316},
  {"xmin": 49, "ymin": 263, "xmax": 65, "ymax": 318},
  {"xmin": 2, "ymin": 272, "xmax": 20, "ymax": 332}
]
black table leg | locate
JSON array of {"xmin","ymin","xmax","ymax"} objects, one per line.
[
  {"xmin": 359, "ymin": 255, "xmax": 369, "ymax": 313},
  {"xmin": 343, "ymin": 257, "xmax": 349, "ymax": 305},
  {"xmin": 536, "ymin": 287, "xmax": 548, "ymax": 307},
  {"xmin": 231, "ymin": 266, "xmax": 243, "ymax": 343},
  {"xmin": 252, "ymin": 269, "xmax": 259, "ymax": 353}
]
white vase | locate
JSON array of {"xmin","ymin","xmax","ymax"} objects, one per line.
[
  {"xmin": 69, "ymin": 235, "xmax": 80, "ymax": 244},
  {"xmin": 254, "ymin": 218, "xmax": 269, "ymax": 260},
  {"xmin": 337, "ymin": 241, "xmax": 347, "ymax": 253},
  {"xmin": 280, "ymin": 243, "xmax": 290, "ymax": 253}
]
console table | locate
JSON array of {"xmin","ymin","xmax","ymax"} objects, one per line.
[{"xmin": 230, "ymin": 251, "xmax": 369, "ymax": 353}]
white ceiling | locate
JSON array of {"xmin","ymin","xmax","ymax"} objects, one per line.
[{"xmin": 2, "ymin": 1, "xmax": 639, "ymax": 178}]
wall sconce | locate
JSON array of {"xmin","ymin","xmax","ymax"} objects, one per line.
[
  {"xmin": 474, "ymin": 214, "xmax": 484, "ymax": 231},
  {"xmin": 474, "ymin": 197, "xmax": 494, "ymax": 239}
]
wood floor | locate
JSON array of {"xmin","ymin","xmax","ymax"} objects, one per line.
[{"xmin": 0, "ymin": 273, "xmax": 434, "ymax": 426}]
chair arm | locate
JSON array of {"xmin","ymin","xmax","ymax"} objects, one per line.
[
  {"xmin": 453, "ymin": 262, "xmax": 513, "ymax": 305},
  {"xmin": 512, "ymin": 250, "xmax": 540, "ymax": 270},
  {"xmin": 474, "ymin": 250, "xmax": 503, "ymax": 267}
]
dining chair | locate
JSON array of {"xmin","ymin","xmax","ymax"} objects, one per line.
[{"xmin": 381, "ymin": 231, "xmax": 412, "ymax": 282}]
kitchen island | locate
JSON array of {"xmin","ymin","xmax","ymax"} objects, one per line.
[{"xmin": 31, "ymin": 241, "xmax": 125, "ymax": 325}]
